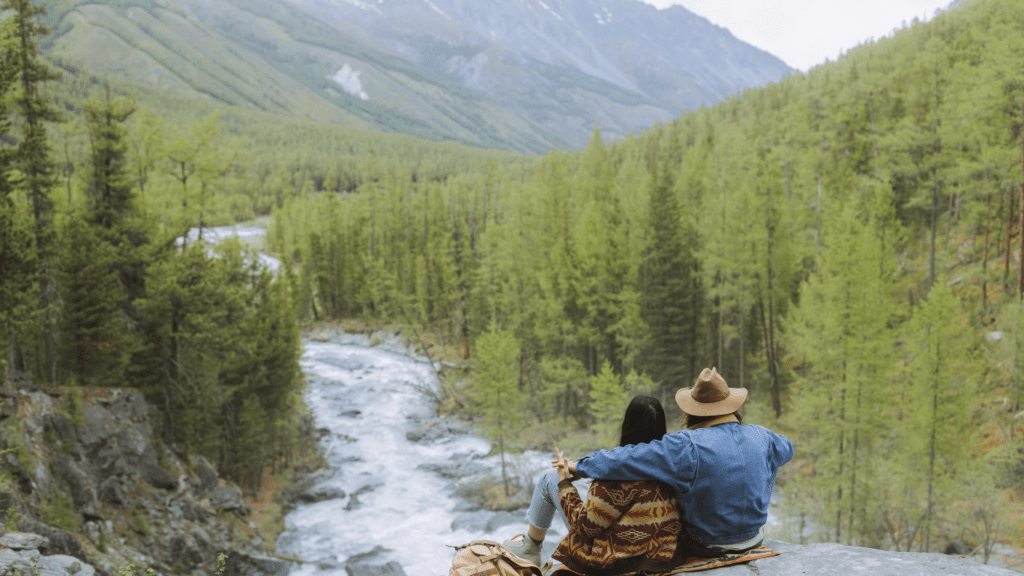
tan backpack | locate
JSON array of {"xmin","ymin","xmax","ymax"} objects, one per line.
[{"xmin": 449, "ymin": 539, "xmax": 547, "ymax": 576}]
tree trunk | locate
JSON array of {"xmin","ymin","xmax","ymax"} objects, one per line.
[
  {"xmin": 928, "ymin": 178, "xmax": 938, "ymax": 292},
  {"xmin": 1005, "ymin": 190, "xmax": 1014, "ymax": 276},
  {"xmin": 982, "ymin": 227, "xmax": 990, "ymax": 315},
  {"xmin": 816, "ymin": 177, "xmax": 822, "ymax": 256},
  {"xmin": 1018, "ymin": 101, "xmax": 1023, "ymax": 298},
  {"xmin": 9, "ymin": 333, "xmax": 24, "ymax": 372},
  {"xmin": 924, "ymin": 337, "xmax": 940, "ymax": 553}
]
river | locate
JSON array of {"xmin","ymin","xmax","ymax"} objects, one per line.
[
  {"xmin": 274, "ymin": 332, "xmax": 570, "ymax": 576},
  {"xmin": 194, "ymin": 225, "xmax": 567, "ymax": 575}
]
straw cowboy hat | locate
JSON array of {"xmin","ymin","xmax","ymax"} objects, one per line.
[{"xmin": 675, "ymin": 368, "xmax": 747, "ymax": 417}]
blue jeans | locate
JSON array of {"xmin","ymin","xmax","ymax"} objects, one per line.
[{"xmin": 526, "ymin": 469, "xmax": 572, "ymax": 532}]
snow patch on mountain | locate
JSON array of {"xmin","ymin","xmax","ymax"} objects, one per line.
[
  {"xmin": 330, "ymin": 64, "xmax": 369, "ymax": 100},
  {"xmin": 422, "ymin": 0, "xmax": 450, "ymax": 18},
  {"xmin": 536, "ymin": 0, "xmax": 563, "ymax": 21}
]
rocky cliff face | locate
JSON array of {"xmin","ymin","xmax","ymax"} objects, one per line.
[{"xmin": 0, "ymin": 373, "xmax": 297, "ymax": 576}]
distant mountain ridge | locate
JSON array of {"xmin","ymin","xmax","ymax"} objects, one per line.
[
  {"xmin": 41, "ymin": 0, "xmax": 790, "ymax": 150},
  {"xmin": 293, "ymin": 0, "xmax": 791, "ymax": 113}
]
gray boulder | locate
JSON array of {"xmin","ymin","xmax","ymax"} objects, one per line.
[
  {"xmin": 33, "ymin": 555, "xmax": 96, "ymax": 576},
  {"xmin": 17, "ymin": 521, "xmax": 86, "ymax": 562},
  {"xmin": 737, "ymin": 539, "xmax": 1017, "ymax": 576},
  {"xmin": 209, "ymin": 486, "xmax": 249, "ymax": 515},
  {"xmin": 0, "ymin": 533, "xmax": 47, "ymax": 551},
  {"xmin": 0, "ymin": 548, "xmax": 32, "ymax": 576},
  {"xmin": 97, "ymin": 476, "xmax": 126, "ymax": 506},
  {"xmin": 417, "ymin": 459, "xmax": 485, "ymax": 479},
  {"xmin": 342, "ymin": 549, "xmax": 405, "ymax": 576},
  {"xmin": 405, "ymin": 419, "xmax": 469, "ymax": 443},
  {"xmin": 77, "ymin": 397, "xmax": 176, "ymax": 492},
  {"xmin": 222, "ymin": 551, "xmax": 289, "ymax": 576},
  {"xmin": 168, "ymin": 534, "xmax": 204, "ymax": 569},
  {"xmin": 295, "ymin": 486, "xmax": 346, "ymax": 504},
  {"xmin": 484, "ymin": 510, "xmax": 523, "ymax": 533},
  {"xmin": 314, "ymin": 557, "xmax": 343, "ymax": 570},
  {"xmin": 50, "ymin": 453, "xmax": 102, "ymax": 520},
  {"xmin": 344, "ymin": 562, "xmax": 406, "ymax": 576},
  {"xmin": 1, "ymin": 453, "xmax": 34, "ymax": 494},
  {"xmin": 193, "ymin": 456, "xmax": 219, "ymax": 497},
  {"xmin": 450, "ymin": 511, "xmax": 490, "ymax": 533}
]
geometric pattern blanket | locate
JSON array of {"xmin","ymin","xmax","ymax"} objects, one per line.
[{"xmin": 547, "ymin": 546, "xmax": 780, "ymax": 575}]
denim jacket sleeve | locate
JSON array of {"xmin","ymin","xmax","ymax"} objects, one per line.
[
  {"xmin": 575, "ymin": 433, "xmax": 697, "ymax": 494},
  {"xmin": 769, "ymin": 428, "xmax": 794, "ymax": 468}
]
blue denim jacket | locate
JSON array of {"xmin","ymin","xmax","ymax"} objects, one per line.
[{"xmin": 575, "ymin": 422, "xmax": 793, "ymax": 548}]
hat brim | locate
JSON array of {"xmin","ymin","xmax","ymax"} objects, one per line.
[{"xmin": 675, "ymin": 387, "xmax": 748, "ymax": 417}]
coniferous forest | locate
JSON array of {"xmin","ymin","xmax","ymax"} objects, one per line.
[{"xmin": 1, "ymin": 0, "xmax": 1023, "ymax": 561}]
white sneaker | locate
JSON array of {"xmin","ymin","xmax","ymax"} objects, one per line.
[{"xmin": 502, "ymin": 533, "xmax": 542, "ymax": 567}]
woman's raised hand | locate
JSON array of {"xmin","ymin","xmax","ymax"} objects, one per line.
[{"xmin": 553, "ymin": 446, "xmax": 573, "ymax": 481}]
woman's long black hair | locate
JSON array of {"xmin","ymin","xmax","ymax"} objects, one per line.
[{"xmin": 619, "ymin": 396, "xmax": 667, "ymax": 447}]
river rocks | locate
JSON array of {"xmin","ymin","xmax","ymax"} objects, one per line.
[
  {"xmin": 449, "ymin": 509, "xmax": 526, "ymax": 533},
  {"xmin": 417, "ymin": 456, "xmax": 486, "ymax": 480},
  {"xmin": 405, "ymin": 418, "xmax": 471, "ymax": 443},
  {"xmin": 344, "ymin": 561, "xmax": 406, "ymax": 576},
  {"xmin": 298, "ymin": 486, "xmax": 346, "ymax": 504},
  {"xmin": 222, "ymin": 551, "xmax": 289, "ymax": 576},
  {"xmin": 342, "ymin": 548, "xmax": 407, "ymax": 576}
]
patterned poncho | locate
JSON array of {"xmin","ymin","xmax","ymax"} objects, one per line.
[{"xmin": 552, "ymin": 478, "xmax": 681, "ymax": 574}]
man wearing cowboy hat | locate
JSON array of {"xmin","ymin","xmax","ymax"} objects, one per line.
[{"xmin": 567, "ymin": 368, "xmax": 793, "ymax": 560}]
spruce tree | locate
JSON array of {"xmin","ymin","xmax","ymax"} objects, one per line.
[
  {"xmin": 643, "ymin": 161, "xmax": 701, "ymax": 398},
  {"xmin": 3, "ymin": 0, "xmax": 61, "ymax": 383},
  {"xmin": 55, "ymin": 216, "xmax": 124, "ymax": 385},
  {"xmin": 0, "ymin": 16, "xmax": 34, "ymax": 369}
]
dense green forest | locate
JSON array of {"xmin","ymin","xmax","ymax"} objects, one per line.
[
  {"xmin": 266, "ymin": 0, "xmax": 1024, "ymax": 557},
  {"xmin": 0, "ymin": 0, "xmax": 522, "ymax": 488},
  {"xmin": 1, "ymin": 0, "xmax": 1023, "ymax": 562}
]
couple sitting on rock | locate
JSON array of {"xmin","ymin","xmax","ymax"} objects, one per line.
[{"xmin": 502, "ymin": 368, "xmax": 793, "ymax": 575}]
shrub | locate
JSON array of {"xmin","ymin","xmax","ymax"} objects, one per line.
[{"xmin": 40, "ymin": 494, "xmax": 81, "ymax": 532}]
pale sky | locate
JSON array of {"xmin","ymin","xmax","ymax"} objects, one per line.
[{"xmin": 641, "ymin": 0, "xmax": 954, "ymax": 71}]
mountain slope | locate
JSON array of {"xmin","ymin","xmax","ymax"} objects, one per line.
[
  {"xmin": 40, "ymin": 0, "xmax": 790, "ymax": 150},
  {"xmin": 289, "ymin": 0, "xmax": 791, "ymax": 117}
]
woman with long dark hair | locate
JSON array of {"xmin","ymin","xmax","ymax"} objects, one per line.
[{"xmin": 503, "ymin": 396, "xmax": 681, "ymax": 575}]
